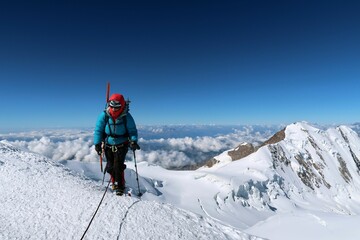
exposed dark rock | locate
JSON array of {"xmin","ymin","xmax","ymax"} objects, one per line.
[
  {"xmin": 202, "ymin": 158, "xmax": 220, "ymax": 168},
  {"xmin": 294, "ymin": 151, "xmax": 328, "ymax": 190},
  {"xmin": 308, "ymin": 136, "xmax": 321, "ymax": 151},
  {"xmin": 349, "ymin": 148, "xmax": 360, "ymax": 174},
  {"xmin": 339, "ymin": 128, "xmax": 360, "ymax": 174},
  {"xmin": 339, "ymin": 128, "xmax": 349, "ymax": 144},
  {"xmin": 178, "ymin": 157, "xmax": 220, "ymax": 170},
  {"xmin": 268, "ymin": 144, "xmax": 290, "ymax": 170},
  {"xmin": 228, "ymin": 143, "xmax": 256, "ymax": 161},
  {"xmin": 261, "ymin": 128, "xmax": 286, "ymax": 146},
  {"xmin": 337, "ymin": 153, "xmax": 353, "ymax": 183},
  {"xmin": 227, "ymin": 128, "xmax": 286, "ymax": 162},
  {"xmin": 197, "ymin": 127, "xmax": 287, "ymax": 169}
]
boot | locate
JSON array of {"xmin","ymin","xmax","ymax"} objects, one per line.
[
  {"xmin": 112, "ymin": 181, "xmax": 119, "ymax": 191},
  {"xmin": 116, "ymin": 185, "xmax": 125, "ymax": 195}
]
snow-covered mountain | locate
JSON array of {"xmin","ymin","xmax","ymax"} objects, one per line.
[
  {"xmin": 193, "ymin": 122, "xmax": 360, "ymax": 219},
  {"xmin": 0, "ymin": 141, "xmax": 260, "ymax": 240},
  {"xmin": 2, "ymin": 121, "xmax": 360, "ymax": 240},
  {"xmin": 136, "ymin": 121, "xmax": 360, "ymax": 239}
]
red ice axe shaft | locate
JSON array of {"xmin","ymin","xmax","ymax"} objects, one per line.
[{"xmin": 100, "ymin": 82, "xmax": 111, "ymax": 173}]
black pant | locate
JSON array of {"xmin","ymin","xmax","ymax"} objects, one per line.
[{"xmin": 105, "ymin": 144, "xmax": 128, "ymax": 187}]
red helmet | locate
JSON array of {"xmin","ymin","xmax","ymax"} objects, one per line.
[{"xmin": 109, "ymin": 93, "xmax": 125, "ymax": 108}]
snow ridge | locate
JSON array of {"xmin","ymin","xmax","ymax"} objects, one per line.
[
  {"xmin": 208, "ymin": 122, "xmax": 360, "ymax": 218},
  {"xmin": 2, "ymin": 121, "xmax": 359, "ymax": 239},
  {"xmin": 0, "ymin": 140, "xmax": 261, "ymax": 240}
]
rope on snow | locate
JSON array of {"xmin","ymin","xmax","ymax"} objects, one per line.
[
  {"xmin": 80, "ymin": 180, "xmax": 111, "ymax": 240},
  {"xmin": 117, "ymin": 199, "xmax": 141, "ymax": 240}
]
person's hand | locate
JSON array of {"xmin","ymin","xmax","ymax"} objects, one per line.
[
  {"xmin": 95, "ymin": 143, "xmax": 102, "ymax": 155},
  {"xmin": 130, "ymin": 141, "xmax": 140, "ymax": 151}
]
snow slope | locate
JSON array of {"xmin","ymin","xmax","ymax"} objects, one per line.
[
  {"xmin": 2, "ymin": 121, "xmax": 360, "ymax": 240},
  {"xmin": 134, "ymin": 122, "xmax": 360, "ymax": 239},
  {"xmin": 0, "ymin": 141, "xmax": 261, "ymax": 240}
]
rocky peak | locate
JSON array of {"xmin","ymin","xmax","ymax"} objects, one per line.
[{"xmin": 227, "ymin": 128, "xmax": 285, "ymax": 161}]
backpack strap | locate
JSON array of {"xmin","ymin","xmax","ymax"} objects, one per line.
[
  {"xmin": 104, "ymin": 110, "xmax": 129, "ymax": 140},
  {"xmin": 123, "ymin": 114, "xmax": 129, "ymax": 139}
]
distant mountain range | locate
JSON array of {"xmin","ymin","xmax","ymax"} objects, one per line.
[{"xmin": 350, "ymin": 122, "xmax": 360, "ymax": 135}]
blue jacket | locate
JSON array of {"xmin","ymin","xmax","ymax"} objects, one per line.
[{"xmin": 94, "ymin": 107, "xmax": 138, "ymax": 145}]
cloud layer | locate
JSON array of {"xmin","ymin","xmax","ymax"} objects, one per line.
[{"xmin": 0, "ymin": 125, "xmax": 282, "ymax": 169}]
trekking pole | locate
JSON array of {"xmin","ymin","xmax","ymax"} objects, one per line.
[
  {"xmin": 100, "ymin": 142, "xmax": 105, "ymax": 173},
  {"xmin": 101, "ymin": 142, "xmax": 109, "ymax": 185},
  {"xmin": 100, "ymin": 154, "xmax": 103, "ymax": 173},
  {"xmin": 102, "ymin": 170, "xmax": 106, "ymax": 185},
  {"xmin": 132, "ymin": 150, "xmax": 142, "ymax": 197}
]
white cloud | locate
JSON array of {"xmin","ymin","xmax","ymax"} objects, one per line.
[
  {"xmin": 0, "ymin": 125, "xmax": 281, "ymax": 169},
  {"xmin": 134, "ymin": 150, "xmax": 194, "ymax": 169}
]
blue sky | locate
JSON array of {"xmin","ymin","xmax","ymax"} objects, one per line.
[{"xmin": 1, "ymin": 0, "xmax": 359, "ymax": 130}]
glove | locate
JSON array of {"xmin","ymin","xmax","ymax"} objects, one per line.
[
  {"xmin": 129, "ymin": 141, "xmax": 140, "ymax": 151},
  {"xmin": 95, "ymin": 143, "xmax": 102, "ymax": 155}
]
